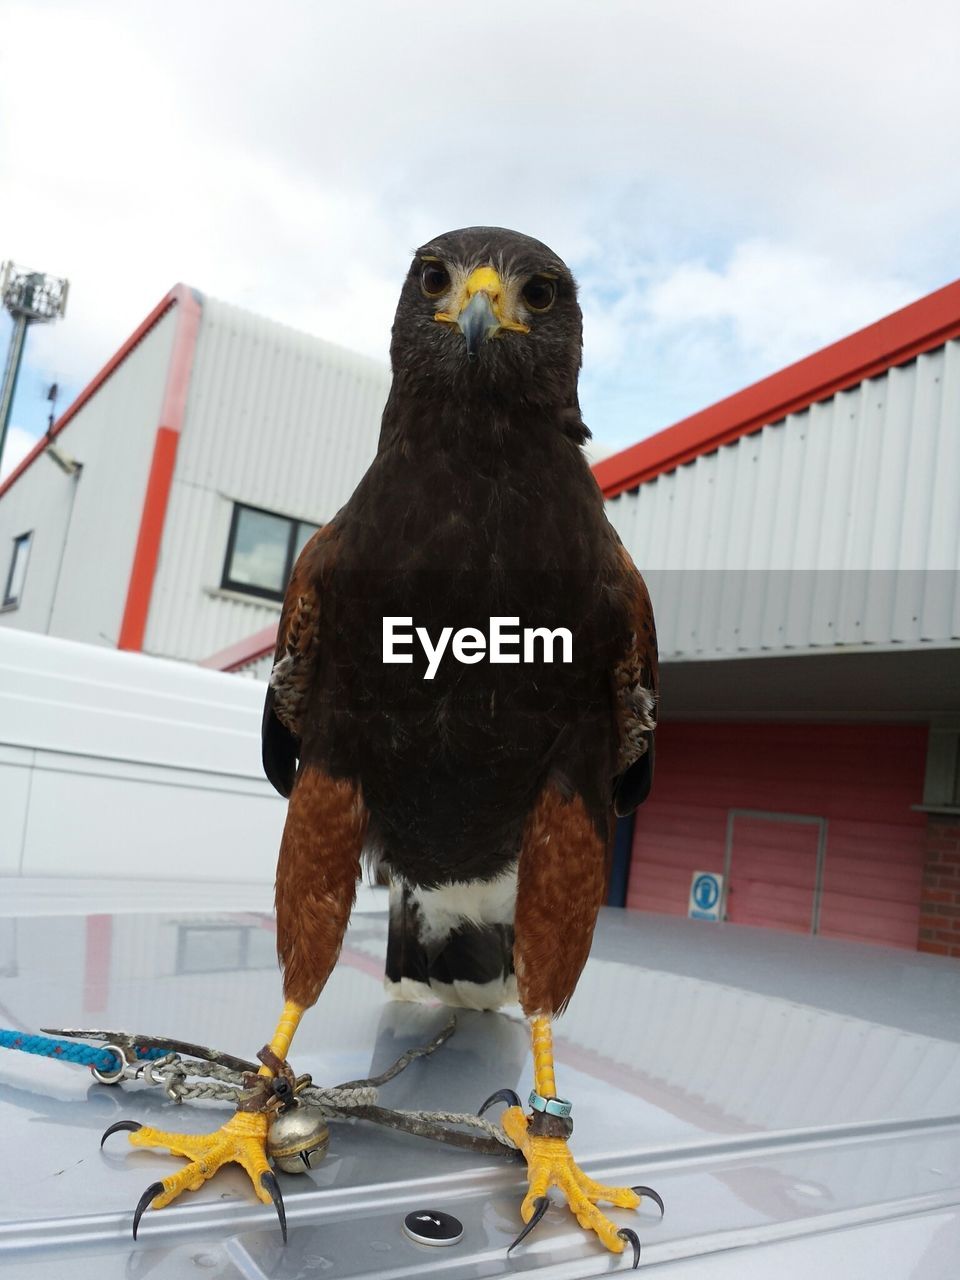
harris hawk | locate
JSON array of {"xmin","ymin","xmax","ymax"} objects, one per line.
[{"xmin": 111, "ymin": 227, "xmax": 659, "ymax": 1262}]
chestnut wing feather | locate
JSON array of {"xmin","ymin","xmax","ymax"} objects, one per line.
[
  {"xmin": 262, "ymin": 525, "xmax": 336, "ymax": 797},
  {"xmin": 612, "ymin": 544, "xmax": 658, "ymax": 816}
]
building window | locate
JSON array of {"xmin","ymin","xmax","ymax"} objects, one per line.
[
  {"xmin": 221, "ymin": 503, "xmax": 320, "ymax": 602},
  {"xmin": 3, "ymin": 532, "xmax": 32, "ymax": 608}
]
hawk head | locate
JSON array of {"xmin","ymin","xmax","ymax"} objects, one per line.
[{"xmin": 390, "ymin": 226, "xmax": 585, "ymax": 423}]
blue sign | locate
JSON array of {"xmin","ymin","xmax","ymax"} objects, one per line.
[{"xmin": 688, "ymin": 871, "xmax": 723, "ymax": 922}]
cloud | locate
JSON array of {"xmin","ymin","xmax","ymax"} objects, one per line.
[
  {"xmin": 1, "ymin": 0, "xmax": 957, "ymax": 447},
  {"xmin": 0, "ymin": 425, "xmax": 39, "ymax": 482},
  {"xmin": 644, "ymin": 241, "xmax": 916, "ymax": 372},
  {"xmin": 575, "ymin": 237, "xmax": 923, "ymax": 452}
]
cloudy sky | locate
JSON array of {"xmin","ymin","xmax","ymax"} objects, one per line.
[{"xmin": 2, "ymin": 0, "xmax": 958, "ymax": 478}]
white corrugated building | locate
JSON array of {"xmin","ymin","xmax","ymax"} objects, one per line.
[{"xmin": 0, "ymin": 284, "xmax": 390, "ymax": 661}]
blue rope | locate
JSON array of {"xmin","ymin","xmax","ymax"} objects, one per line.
[{"xmin": 0, "ymin": 1028, "xmax": 169, "ymax": 1073}]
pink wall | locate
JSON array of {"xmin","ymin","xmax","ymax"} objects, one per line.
[{"xmin": 628, "ymin": 723, "xmax": 928, "ymax": 949}]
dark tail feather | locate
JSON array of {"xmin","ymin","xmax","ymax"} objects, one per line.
[
  {"xmin": 384, "ymin": 882, "xmax": 516, "ymax": 1011},
  {"xmin": 384, "ymin": 881, "xmax": 431, "ymax": 989}
]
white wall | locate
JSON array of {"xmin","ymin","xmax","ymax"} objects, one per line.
[
  {"xmin": 0, "ymin": 628, "xmax": 285, "ymax": 882},
  {"xmin": 0, "ymin": 306, "xmax": 177, "ymax": 647},
  {"xmin": 145, "ymin": 296, "xmax": 391, "ymax": 661}
]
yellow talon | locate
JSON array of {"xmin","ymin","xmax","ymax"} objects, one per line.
[
  {"xmin": 502, "ymin": 1105, "xmax": 642, "ymax": 1256},
  {"xmin": 130, "ymin": 1110, "xmax": 273, "ymax": 1207},
  {"xmin": 104, "ymin": 1004, "xmax": 303, "ymax": 1241},
  {"xmin": 500, "ymin": 1019, "xmax": 658, "ymax": 1263},
  {"xmin": 115, "ymin": 1107, "xmax": 288, "ymax": 1241}
]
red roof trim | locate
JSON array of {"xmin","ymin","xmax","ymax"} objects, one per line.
[
  {"xmin": 0, "ymin": 286, "xmax": 191, "ymax": 500},
  {"xmin": 117, "ymin": 427, "xmax": 181, "ymax": 651},
  {"xmin": 199, "ymin": 623, "xmax": 278, "ymax": 672},
  {"xmin": 593, "ymin": 277, "xmax": 960, "ymax": 498},
  {"xmin": 118, "ymin": 287, "xmax": 202, "ymax": 651}
]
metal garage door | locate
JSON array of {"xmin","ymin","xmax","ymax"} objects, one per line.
[{"xmin": 722, "ymin": 810, "xmax": 827, "ymax": 933}]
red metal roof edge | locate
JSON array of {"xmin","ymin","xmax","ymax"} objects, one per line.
[
  {"xmin": 593, "ymin": 276, "xmax": 960, "ymax": 498},
  {"xmin": 0, "ymin": 283, "xmax": 200, "ymax": 501},
  {"xmin": 117, "ymin": 288, "xmax": 203, "ymax": 651},
  {"xmin": 199, "ymin": 623, "xmax": 278, "ymax": 672},
  {"xmin": 116, "ymin": 427, "xmax": 182, "ymax": 652}
]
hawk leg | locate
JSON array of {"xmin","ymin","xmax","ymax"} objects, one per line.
[
  {"xmin": 498, "ymin": 788, "xmax": 663, "ymax": 1265},
  {"xmin": 103, "ymin": 767, "xmax": 366, "ymax": 1241}
]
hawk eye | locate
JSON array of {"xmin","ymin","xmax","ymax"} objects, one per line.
[
  {"xmin": 522, "ymin": 275, "xmax": 556, "ymax": 312},
  {"xmin": 420, "ymin": 262, "xmax": 450, "ymax": 298}
]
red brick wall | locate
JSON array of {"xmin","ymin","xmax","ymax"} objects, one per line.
[
  {"xmin": 918, "ymin": 815, "xmax": 960, "ymax": 958},
  {"xmin": 628, "ymin": 722, "xmax": 928, "ymax": 949}
]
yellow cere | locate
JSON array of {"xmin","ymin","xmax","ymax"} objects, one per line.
[{"xmin": 464, "ymin": 266, "xmax": 503, "ymax": 298}]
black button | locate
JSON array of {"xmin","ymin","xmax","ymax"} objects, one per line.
[{"xmin": 402, "ymin": 1208, "xmax": 464, "ymax": 1246}]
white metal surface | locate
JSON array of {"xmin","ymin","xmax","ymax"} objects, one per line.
[
  {"xmin": 144, "ymin": 296, "xmax": 391, "ymax": 660},
  {"xmin": 0, "ymin": 627, "xmax": 283, "ymax": 881},
  {"xmin": 0, "ymin": 305, "xmax": 177, "ymax": 645},
  {"xmin": 0, "ymin": 899, "xmax": 958, "ymax": 1277},
  {"xmin": 606, "ymin": 341, "xmax": 960, "ymax": 658}
]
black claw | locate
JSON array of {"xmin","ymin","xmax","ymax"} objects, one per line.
[
  {"xmin": 618, "ymin": 1228, "xmax": 641, "ymax": 1269},
  {"xmin": 132, "ymin": 1181, "xmax": 164, "ymax": 1240},
  {"xmin": 506, "ymin": 1195, "xmax": 549, "ymax": 1254},
  {"xmin": 299, "ymin": 1149, "xmax": 312, "ymax": 1169},
  {"xmin": 632, "ymin": 1184, "xmax": 665, "ymax": 1218},
  {"xmin": 261, "ymin": 1171, "xmax": 287, "ymax": 1244},
  {"xmin": 478, "ymin": 1087, "xmax": 523, "ymax": 1116},
  {"xmin": 100, "ymin": 1119, "xmax": 142, "ymax": 1149}
]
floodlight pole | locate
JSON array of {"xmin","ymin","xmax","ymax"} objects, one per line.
[
  {"xmin": 0, "ymin": 312, "xmax": 29, "ymax": 465},
  {"xmin": 0, "ymin": 262, "xmax": 69, "ymax": 476}
]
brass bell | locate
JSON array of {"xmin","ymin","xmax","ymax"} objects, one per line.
[{"xmin": 267, "ymin": 1102, "xmax": 330, "ymax": 1173}]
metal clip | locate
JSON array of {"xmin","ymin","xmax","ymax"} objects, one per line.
[
  {"xmin": 139, "ymin": 1052, "xmax": 179, "ymax": 1090},
  {"xmin": 91, "ymin": 1042, "xmax": 141, "ymax": 1086}
]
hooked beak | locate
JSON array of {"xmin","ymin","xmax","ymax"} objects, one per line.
[
  {"xmin": 458, "ymin": 290, "xmax": 500, "ymax": 360},
  {"xmin": 434, "ymin": 265, "xmax": 529, "ymax": 360}
]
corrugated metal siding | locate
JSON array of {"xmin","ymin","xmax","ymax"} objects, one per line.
[
  {"xmin": 606, "ymin": 341, "xmax": 960, "ymax": 658},
  {"xmin": 0, "ymin": 308, "xmax": 177, "ymax": 646},
  {"xmin": 628, "ymin": 723, "xmax": 928, "ymax": 949},
  {"xmin": 145, "ymin": 298, "xmax": 391, "ymax": 660}
]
